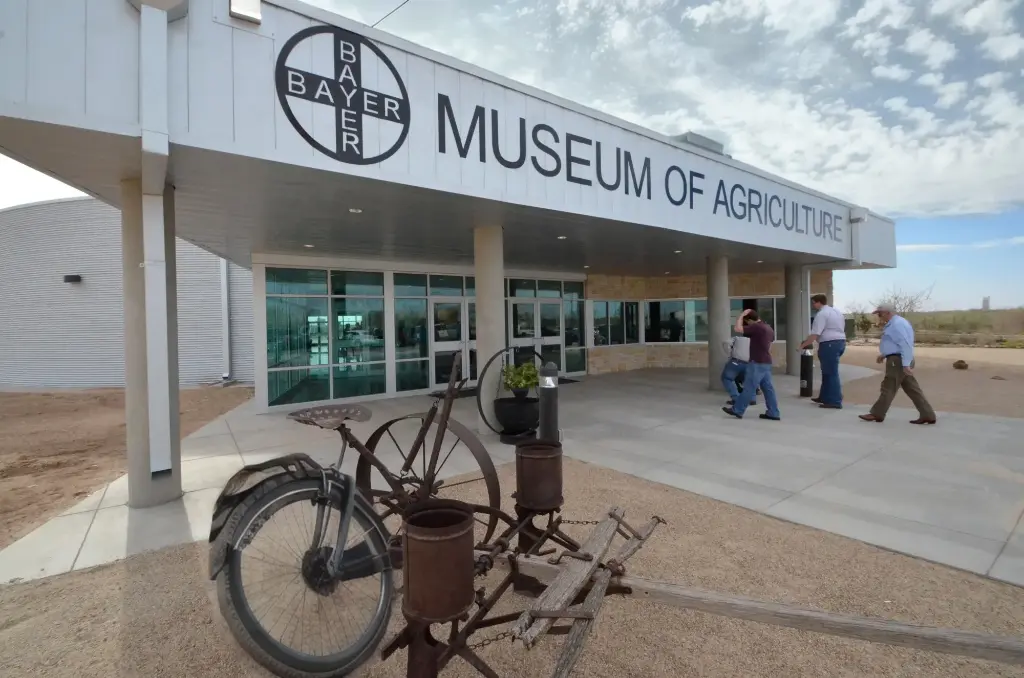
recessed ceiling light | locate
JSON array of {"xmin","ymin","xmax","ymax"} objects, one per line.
[
  {"xmin": 756, "ymin": 260, "xmax": 764, "ymax": 263},
  {"xmin": 303, "ymin": 244, "xmax": 315, "ymax": 248},
  {"xmin": 583, "ymin": 265, "xmax": 590, "ymax": 269},
  {"xmin": 674, "ymin": 250, "xmax": 682, "ymax": 254},
  {"xmin": 557, "ymin": 235, "xmax": 567, "ymax": 240},
  {"xmin": 349, "ymin": 208, "xmax": 363, "ymax": 214},
  {"xmin": 664, "ymin": 271, "xmax": 671, "ymax": 275}
]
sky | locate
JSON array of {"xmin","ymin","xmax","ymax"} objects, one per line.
[{"xmin": 2, "ymin": 0, "xmax": 1022, "ymax": 310}]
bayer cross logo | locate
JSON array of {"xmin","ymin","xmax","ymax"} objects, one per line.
[{"xmin": 275, "ymin": 25, "xmax": 410, "ymax": 165}]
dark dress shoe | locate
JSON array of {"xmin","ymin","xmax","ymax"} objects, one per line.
[
  {"xmin": 722, "ymin": 406, "xmax": 742, "ymax": 419},
  {"xmin": 909, "ymin": 418, "xmax": 937, "ymax": 425},
  {"xmin": 858, "ymin": 414, "xmax": 883, "ymax": 423},
  {"xmin": 759, "ymin": 414, "xmax": 781, "ymax": 421},
  {"xmin": 811, "ymin": 397, "xmax": 822, "ymax": 404},
  {"xmin": 819, "ymin": 403, "xmax": 842, "ymax": 409}
]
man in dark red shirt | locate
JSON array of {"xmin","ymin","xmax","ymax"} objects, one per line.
[{"xmin": 723, "ymin": 309, "xmax": 781, "ymax": 420}]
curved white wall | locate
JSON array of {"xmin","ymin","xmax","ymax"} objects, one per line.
[{"xmin": 0, "ymin": 197, "xmax": 254, "ymax": 388}]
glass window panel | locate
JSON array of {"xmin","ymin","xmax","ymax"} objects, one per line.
[
  {"xmin": 330, "ymin": 270, "xmax": 384, "ymax": 296},
  {"xmin": 563, "ymin": 281, "xmax": 585, "ymax": 300},
  {"xmin": 430, "ymin": 274, "xmax": 463, "ymax": 296},
  {"xmin": 394, "ymin": 273, "xmax": 427, "ymax": 297},
  {"xmin": 776, "ymin": 299, "xmax": 787, "ymax": 341},
  {"xmin": 512, "ymin": 302, "xmax": 536, "ymax": 339},
  {"xmin": 539, "ymin": 303, "xmax": 561, "ymax": 337},
  {"xmin": 508, "ymin": 278, "xmax": 536, "ymax": 297},
  {"xmin": 465, "ymin": 276, "xmax": 475, "ymax": 296},
  {"xmin": 644, "ymin": 300, "xmax": 685, "ymax": 343},
  {"xmin": 537, "ymin": 280, "xmax": 562, "ymax": 298},
  {"xmin": 469, "ymin": 349, "xmax": 478, "ymax": 381},
  {"xmin": 269, "ymin": 368, "xmax": 330, "ymax": 406},
  {"xmin": 396, "ymin": 359, "xmax": 429, "ymax": 392},
  {"xmin": 332, "ymin": 298, "xmax": 385, "ymax": 364},
  {"xmin": 624, "ymin": 302, "xmax": 640, "ymax": 344},
  {"xmin": 563, "ymin": 300, "xmax": 584, "ymax": 347},
  {"xmin": 593, "ymin": 301, "xmax": 609, "ymax": 346},
  {"xmin": 609, "ymin": 302, "xmax": 625, "ymax": 345},
  {"xmin": 468, "ymin": 302, "xmax": 476, "ymax": 341},
  {"xmin": 513, "ymin": 347, "xmax": 536, "ymax": 367},
  {"xmin": 266, "ymin": 297, "xmax": 329, "ymax": 368},
  {"xmin": 540, "ymin": 344, "xmax": 562, "ymax": 371},
  {"xmin": 333, "ymin": 363, "xmax": 386, "ymax": 399},
  {"xmin": 395, "ymin": 299, "xmax": 428, "ymax": 360},
  {"xmin": 565, "ymin": 347, "xmax": 587, "ymax": 373},
  {"xmin": 758, "ymin": 297, "xmax": 777, "ymax": 331},
  {"xmin": 432, "ymin": 302, "xmax": 462, "ymax": 342},
  {"xmin": 433, "ymin": 350, "xmax": 460, "ymax": 386},
  {"xmin": 689, "ymin": 300, "xmax": 709, "ymax": 342},
  {"xmin": 266, "ymin": 268, "xmax": 327, "ymax": 296}
]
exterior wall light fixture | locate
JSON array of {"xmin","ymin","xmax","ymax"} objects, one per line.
[{"xmin": 63, "ymin": 274, "xmax": 83, "ymax": 284}]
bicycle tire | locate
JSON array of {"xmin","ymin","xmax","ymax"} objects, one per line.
[{"xmin": 216, "ymin": 475, "xmax": 393, "ymax": 678}]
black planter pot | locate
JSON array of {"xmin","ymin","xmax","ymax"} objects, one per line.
[{"xmin": 493, "ymin": 396, "xmax": 539, "ymax": 435}]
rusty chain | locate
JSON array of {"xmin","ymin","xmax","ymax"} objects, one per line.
[
  {"xmin": 560, "ymin": 518, "xmax": 601, "ymax": 526},
  {"xmin": 468, "ymin": 629, "xmax": 514, "ymax": 650}
]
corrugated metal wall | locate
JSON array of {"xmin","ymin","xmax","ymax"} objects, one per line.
[{"xmin": 0, "ymin": 197, "xmax": 256, "ymax": 388}]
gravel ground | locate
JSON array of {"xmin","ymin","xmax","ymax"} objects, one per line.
[
  {"xmin": 0, "ymin": 386, "xmax": 254, "ymax": 548},
  {"xmin": 838, "ymin": 345, "xmax": 1024, "ymax": 419},
  {"xmin": 2, "ymin": 459, "xmax": 1023, "ymax": 678}
]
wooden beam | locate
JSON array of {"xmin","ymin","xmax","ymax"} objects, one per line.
[
  {"xmin": 510, "ymin": 507, "xmax": 624, "ymax": 647},
  {"xmin": 551, "ymin": 569, "xmax": 612, "ymax": 678},
  {"xmin": 478, "ymin": 551, "xmax": 1024, "ymax": 667}
]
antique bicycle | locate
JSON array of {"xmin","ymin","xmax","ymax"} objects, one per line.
[{"xmin": 207, "ymin": 351, "xmax": 501, "ymax": 677}]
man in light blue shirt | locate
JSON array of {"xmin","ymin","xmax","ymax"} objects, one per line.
[{"xmin": 858, "ymin": 303, "xmax": 937, "ymax": 425}]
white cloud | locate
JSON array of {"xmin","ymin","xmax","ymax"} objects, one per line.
[
  {"xmin": 982, "ymin": 32, "xmax": 1024, "ymax": 60},
  {"xmin": 845, "ymin": 0, "xmax": 914, "ymax": 35},
  {"xmin": 682, "ymin": 0, "xmax": 842, "ymax": 44},
  {"xmin": 903, "ymin": 28, "xmax": 958, "ymax": 69},
  {"xmin": 898, "ymin": 236, "xmax": 1024, "ymax": 252},
  {"xmin": 915, "ymin": 72, "xmax": 969, "ymax": 108},
  {"xmin": 958, "ymin": 0, "xmax": 1020, "ymax": 35},
  {"xmin": 976, "ymin": 71, "xmax": 1011, "ymax": 87},
  {"xmin": 872, "ymin": 64, "xmax": 913, "ymax": 81},
  {"xmin": 929, "ymin": 0, "xmax": 977, "ymax": 16},
  {"xmin": 852, "ymin": 31, "xmax": 892, "ymax": 60}
]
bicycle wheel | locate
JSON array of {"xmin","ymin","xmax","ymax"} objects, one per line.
[{"xmin": 216, "ymin": 476, "xmax": 393, "ymax": 678}]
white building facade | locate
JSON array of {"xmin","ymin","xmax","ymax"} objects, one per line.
[{"xmin": 0, "ymin": 0, "xmax": 896, "ymax": 508}]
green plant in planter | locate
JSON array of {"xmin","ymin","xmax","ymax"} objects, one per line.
[{"xmin": 502, "ymin": 362, "xmax": 539, "ymax": 396}]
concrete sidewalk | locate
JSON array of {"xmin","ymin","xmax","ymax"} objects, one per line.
[{"xmin": 1, "ymin": 365, "xmax": 1021, "ymax": 589}]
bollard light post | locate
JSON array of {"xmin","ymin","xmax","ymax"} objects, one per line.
[
  {"xmin": 799, "ymin": 348, "xmax": 815, "ymax": 398},
  {"xmin": 537, "ymin": 362, "xmax": 560, "ymax": 442}
]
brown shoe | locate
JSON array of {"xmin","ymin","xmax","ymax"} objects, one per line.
[
  {"xmin": 909, "ymin": 418, "xmax": 937, "ymax": 425},
  {"xmin": 859, "ymin": 414, "xmax": 884, "ymax": 423}
]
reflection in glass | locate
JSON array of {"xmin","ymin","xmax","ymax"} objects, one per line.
[
  {"xmin": 609, "ymin": 302, "xmax": 624, "ymax": 345},
  {"xmin": 758, "ymin": 298, "xmax": 777, "ymax": 331},
  {"xmin": 269, "ymin": 368, "xmax": 330, "ymax": 406},
  {"xmin": 512, "ymin": 303, "xmax": 536, "ymax": 339},
  {"xmin": 330, "ymin": 270, "xmax": 384, "ymax": 296},
  {"xmin": 563, "ymin": 301, "xmax": 584, "ymax": 347},
  {"xmin": 465, "ymin": 277, "xmax": 475, "ymax": 296},
  {"xmin": 266, "ymin": 297, "xmax": 329, "ymax": 368},
  {"xmin": 508, "ymin": 279, "xmax": 536, "ymax": 297},
  {"xmin": 333, "ymin": 363, "xmax": 386, "ymax": 399},
  {"xmin": 433, "ymin": 303, "xmax": 462, "ymax": 342},
  {"xmin": 394, "ymin": 273, "xmax": 427, "ymax": 297},
  {"xmin": 644, "ymin": 300, "xmax": 685, "ymax": 342},
  {"xmin": 430, "ymin": 275, "xmax": 463, "ymax": 296},
  {"xmin": 563, "ymin": 281, "xmax": 585, "ymax": 300},
  {"xmin": 690, "ymin": 300, "xmax": 709, "ymax": 342},
  {"xmin": 468, "ymin": 303, "xmax": 476, "ymax": 341},
  {"xmin": 565, "ymin": 348, "xmax": 587, "ymax": 373},
  {"xmin": 625, "ymin": 302, "xmax": 640, "ymax": 344},
  {"xmin": 540, "ymin": 344, "xmax": 562, "ymax": 371},
  {"xmin": 593, "ymin": 302, "xmax": 609, "ymax": 345},
  {"xmin": 537, "ymin": 280, "xmax": 562, "ymax": 298},
  {"xmin": 776, "ymin": 298, "xmax": 788, "ymax": 340},
  {"xmin": 395, "ymin": 298, "xmax": 428, "ymax": 360},
  {"xmin": 539, "ymin": 303, "xmax": 561, "ymax": 337},
  {"xmin": 513, "ymin": 347, "xmax": 536, "ymax": 367},
  {"xmin": 434, "ymin": 350, "xmax": 460, "ymax": 385},
  {"xmin": 396, "ymin": 359, "xmax": 429, "ymax": 392},
  {"xmin": 332, "ymin": 298, "xmax": 385, "ymax": 364},
  {"xmin": 469, "ymin": 349, "xmax": 478, "ymax": 380},
  {"xmin": 266, "ymin": 268, "xmax": 328, "ymax": 295}
]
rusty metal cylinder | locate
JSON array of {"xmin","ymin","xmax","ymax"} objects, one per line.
[
  {"xmin": 402, "ymin": 499, "xmax": 475, "ymax": 624},
  {"xmin": 514, "ymin": 439, "xmax": 564, "ymax": 512}
]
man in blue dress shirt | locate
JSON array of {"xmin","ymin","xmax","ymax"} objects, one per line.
[{"xmin": 858, "ymin": 303, "xmax": 937, "ymax": 425}]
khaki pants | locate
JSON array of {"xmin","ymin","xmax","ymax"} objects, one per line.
[{"xmin": 870, "ymin": 355, "xmax": 936, "ymax": 420}]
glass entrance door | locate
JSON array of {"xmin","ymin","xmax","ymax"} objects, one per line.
[
  {"xmin": 430, "ymin": 298, "xmax": 476, "ymax": 387},
  {"xmin": 508, "ymin": 301, "xmax": 563, "ymax": 371}
]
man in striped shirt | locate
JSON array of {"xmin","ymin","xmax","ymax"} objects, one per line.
[{"xmin": 799, "ymin": 294, "xmax": 847, "ymax": 409}]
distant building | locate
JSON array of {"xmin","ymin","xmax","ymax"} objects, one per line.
[{"xmin": 982, "ymin": 297, "xmax": 991, "ymax": 311}]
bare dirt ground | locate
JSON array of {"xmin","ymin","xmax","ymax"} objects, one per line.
[
  {"xmin": 840, "ymin": 344, "xmax": 1024, "ymax": 419},
  {"xmin": 0, "ymin": 385, "xmax": 253, "ymax": 549},
  {"xmin": 2, "ymin": 459, "xmax": 1023, "ymax": 678}
]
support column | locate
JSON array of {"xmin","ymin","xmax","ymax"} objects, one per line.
[
  {"xmin": 784, "ymin": 264, "xmax": 803, "ymax": 375},
  {"xmin": 474, "ymin": 226, "xmax": 506, "ymax": 434},
  {"xmin": 122, "ymin": 179, "xmax": 183, "ymax": 508},
  {"xmin": 706, "ymin": 254, "xmax": 729, "ymax": 391}
]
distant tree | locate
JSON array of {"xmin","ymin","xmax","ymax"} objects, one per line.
[
  {"xmin": 845, "ymin": 302, "xmax": 868, "ymax": 316},
  {"xmin": 870, "ymin": 284, "xmax": 935, "ymax": 315}
]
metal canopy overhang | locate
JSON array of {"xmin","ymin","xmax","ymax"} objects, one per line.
[{"xmin": 0, "ymin": 117, "xmax": 845, "ymax": 276}]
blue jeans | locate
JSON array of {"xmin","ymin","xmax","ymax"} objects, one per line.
[
  {"xmin": 721, "ymin": 359, "xmax": 747, "ymax": 401},
  {"xmin": 732, "ymin": 363, "xmax": 780, "ymax": 418},
  {"xmin": 817, "ymin": 340, "xmax": 846, "ymax": 406}
]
